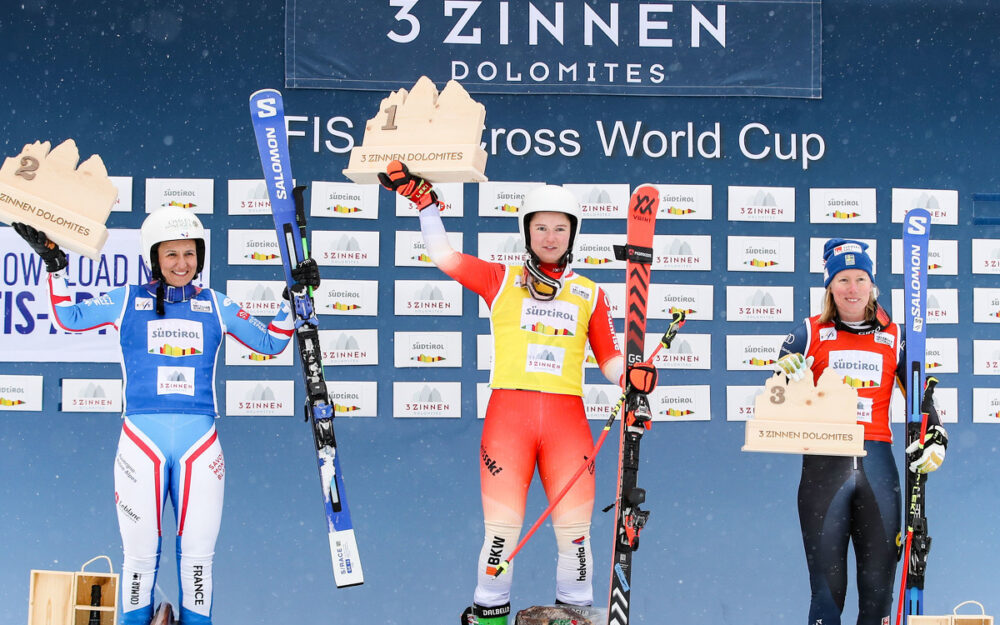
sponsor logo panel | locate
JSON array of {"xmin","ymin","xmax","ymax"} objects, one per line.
[
  {"xmin": 890, "ymin": 238, "xmax": 957, "ymax": 275},
  {"xmin": 393, "ymin": 331, "xmax": 462, "ymax": 368},
  {"xmin": 394, "ymin": 280, "xmax": 464, "ymax": 316},
  {"xmin": 478, "ymin": 182, "xmax": 542, "ymax": 217},
  {"xmin": 654, "ymin": 184, "xmax": 713, "ymax": 220},
  {"xmin": 890, "ymin": 289, "xmax": 959, "ymax": 324},
  {"xmin": 652, "ymin": 235, "xmax": 712, "ymax": 271},
  {"xmin": 648, "ymin": 333, "xmax": 711, "ymax": 370},
  {"xmin": 0, "ymin": 375, "xmax": 44, "ymax": 411},
  {"xmin": 891, "ymin": 188, "xmax": 959, "ymax": 225},
  {"xmin": 319, "ymin": 329, "xmax": 379, "ymax": 366},
  {"xmin": 109, "ymin": 176, "xmax": 133, "ymax": 212},
  {"xmin": 572, "ymin": 233, "xmax": 626, "ymax": 269},
  {"xmin": 311, "ymin": 180, "xmax": 378, "ymax": 219},
  {"xmin": 225, "ymin": 335, "xmax": 294, "ymax": 367},
  {"xmin": 971, "ymin": 239, "xmax": 1000, "ymax": 274},
  {"xmin": 225, "ymin": 380, "xmax": 295, "ymax": 416},
  {"xmin": 648, "ymin": 385, "xmax": 711, "ymax": 421},
  {"xmin": 393, "ymin": 382, "xmax": 462, "ymax": 418},
  {"xmin": 61, "ymin": 378, "xmax": 123, "ymax": 413},
  {"xmin": 395, "ymin": 230, "xmax": 464, "ymax": 267},
  {"xmin": 228, "ymin": 229, "xmax": 282, "ymax": 265},
  {"xmin": 312, "ymin": 279, "xmax": 379, "ymax": 317},
  {"xmin": 726, "ymin": 335, "xmax": 785, "ymax": 371},
  {"xmin": 145, "ymin": 177, "xmax": 214, "ymax": 214},
  {"xmin": 973, "ymin": 288, "xmax": 1000, "ymax": 323},
  {"xmin": 972, "ymin": 388, "xmax": 1000, "ymax": 423},
  {"xmin": 478, "ymin": 232, "xmax": 528, "ymax": 265},
  {"xmin": 727, "ymin": 185, "xmax": 795, "ymax": 222},
  {"xmin": 973, "ymin": 340, "xmax": 1000, "ymax": 376},
  {"xmin": 924, "ymin": 338, "xmax": 958, "ymax": 373},
  {"xmin": 582, "ymin": 384, "xmax": 623, "ymax": 420},
  {"xmin": 224, "ymin": 280, "xmax": 285, "ymax": 317},
  {"xmin": 727, "ymin": 236, "xmax": 795, "ymax": 272},
  {"xmin": 808, "ymin": 188, "xmax": 877, "ymax": 223},
  {"xmin": 327, "ymin": 381, "xmax": 378, "ymax": 417},
  {"xmin": 565, "ymin": 183, "xmax": 630, "ymax": 219},
  {"xmin": 726, "ymin": 286, "xmax": 794, "ymax": 322},
  {"xmin": 726, "ymin": 385, "xmax": 764, "ymax": 421},
  {"xmin": 227, "ymin": 179, "xmax": 283, "ymax": 216},
  {"xmin": 312, "ymin": 230, "xmax": 380, "ymax": 267},
  {"xmin": 650, "ymin": 283, "xmax": 713, "ymax": 321},
  {"xmin": 395, "ymin": 181, "xmax": 464, "ymax": 217}
]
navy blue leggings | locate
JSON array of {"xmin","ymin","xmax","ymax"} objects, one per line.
[{"xmin": 798, "ymin": 441, "xmax": 900, "ymax": 625}]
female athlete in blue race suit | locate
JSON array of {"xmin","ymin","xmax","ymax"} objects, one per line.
[{"xmin": 15, "ymin": 206, "xmax": 313, "ymax": 625}]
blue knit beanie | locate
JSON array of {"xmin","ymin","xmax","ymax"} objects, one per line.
[{"xmin": 822, "ymin": 238, "xmax": 874, "ymax": 287}]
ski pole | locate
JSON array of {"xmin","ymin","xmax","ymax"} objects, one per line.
[{"xmin": 492, "ymin": 312, "xmax": 685, "ymax": 578}]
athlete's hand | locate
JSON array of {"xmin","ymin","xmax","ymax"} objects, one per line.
[
  {"xmin": 622, "ymin": 360, "xmax": 658, "ymax": 394},
  {"xmin": 907, "ymin": 378, "xmax": 947, "ymax": 473},
  {"xmin": 282, "ymin": 258, "xmax": 321, "ymax": 300},
  {"xmin": 12, "ymin": 222, "xmax": 68, "ymax": 272},
  {"xmin": 378, "ymin": 160, "xmax": 439, "ymax": 211},
  {"xmin": 907, "ymin": 424, "xmax": 948, "ymax": 473},
  {"xmin": 774, "ymin": 353, "xmax": 813, "ymax": 382}
]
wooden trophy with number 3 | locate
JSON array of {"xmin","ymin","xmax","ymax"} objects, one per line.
[
  {"xmin": 743, "ymin": 367, "xmax": 867, "ymax": 457},
  {"xmin": 342, "ymin": 76, "xmax": 487, "ymax": 184}
]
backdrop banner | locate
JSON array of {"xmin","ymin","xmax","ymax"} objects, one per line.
[{"xmin": 285, "ymin": 0, "xmax": 822, "ymax": 98}]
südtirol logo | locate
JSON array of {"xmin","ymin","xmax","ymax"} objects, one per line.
[
  {"xmin": 491, "ymin": 190, "xmax": 523, "ymax": 214},
  {"xmin": 147, "ymin": 319, "xmax": 204, "ymax": 357},
  {"xmin": 243, "ymin": 237, "xmax": 280, "ymax": 262},
  {"xmin": 525, "ymin": 343, "xmax": 565, "ymax": 375},
  {"xmin": 520, "ymin": 298, "xmax": 578, "ymax": 336},
  {"xmin": 325, "ymin": 189, "xmax": 363, "ymax": 215},
  {"xmin": 828, "ymin": 350, "xmax": 883, "ymax": 389},
  {"xmin": 409, "ymin": 340, "xmax": 447, "ymax": 363}
]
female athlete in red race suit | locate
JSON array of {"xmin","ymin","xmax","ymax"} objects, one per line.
[
  {"xmin": 774, "ymin": 239, "xmax": 947, "ymax": 625},
  {"xmin": 380, "ymin": 163, "xmax": 635, "ymax": 625}
]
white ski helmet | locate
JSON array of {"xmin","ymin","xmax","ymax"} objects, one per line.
[
  {"xmin": 140, "ymin": 206, "xmax": 206, "ymax": 279},
  {"xmin": 518, "ymin": 185, "xmax": 583, "ymax": 264}
]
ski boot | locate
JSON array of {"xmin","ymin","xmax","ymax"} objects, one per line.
[{"xmin": 461, "ymin": 602, "xmax": 510, "ymax": 625}]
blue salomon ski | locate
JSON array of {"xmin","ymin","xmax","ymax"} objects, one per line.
[
  {"xmin": 896, "ymin": 207, "xmax": 931, "ymax": 625},
  {"xmin": 249, "ymin": 88, "xmax": 363, "ymax": 588}
]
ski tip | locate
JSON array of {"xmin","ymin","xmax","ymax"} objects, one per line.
[{"xmin": 249, "ymin": 87, "xmax": 281, "ymax": 100}]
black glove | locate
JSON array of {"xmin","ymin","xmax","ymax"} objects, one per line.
[
  {"xmin": 282, "ymin": 258, "xmax": 320, "ymax": 300},
  {"xmin": 12, "ymin": 222, "xmax": 68, "ymax": 272},
  {"xmin": 377, "ymin": 160, "xmax": 438, "ymax": 210}
]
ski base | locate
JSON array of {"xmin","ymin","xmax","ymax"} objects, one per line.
[
  {"xmin": 150, "ymin": 602, "xmax": 175, "ymax": 625},
  {"xmin": 329, "ymin": 528, "xmax": 364, "ymax": 587},
  {"xmin": 514, "ymin": 604, "xmax": 607, "ymax": 625}
]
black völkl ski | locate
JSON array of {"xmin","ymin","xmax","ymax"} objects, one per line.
[
  {"xmin": 249, "ymin": 88, "xmax": 363, "ymax": 588},
  {"xmin": 606, "ymin": 184, "xmax": 659, "ymax": 625}
]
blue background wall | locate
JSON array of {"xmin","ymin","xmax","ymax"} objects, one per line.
[{"xmin": 2, "ymin": 2, "xmax": 999, "ymax": 624}]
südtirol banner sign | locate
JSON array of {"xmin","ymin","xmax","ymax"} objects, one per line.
[{"xmin": 285, "ymin": 0, "xmax": 822, "ymax": 98}]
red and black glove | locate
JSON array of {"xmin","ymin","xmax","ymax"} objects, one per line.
[
  {"xmin": 377, "ymin": 160, "xmax": 438, "ymax": 211},
  {"xmin": 625, "ymin": 360, "xmax": 658, "ymax": 394}
]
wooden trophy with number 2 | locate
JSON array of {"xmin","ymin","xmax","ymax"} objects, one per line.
[
  {"xmin": 342, "ymin": 76, "xmax": 487, "ymax": 185},
  {"xmin": 743, "ymin": 367, "xmax": 867, "ymax": 457},
  {"xmin": 0, "ymin": 139, "xmax": 117, "ymax": 259}
]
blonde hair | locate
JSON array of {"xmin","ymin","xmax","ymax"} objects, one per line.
[{"xmin": 818, "ymin": 285, "xmax": 879, "ymax": 324}]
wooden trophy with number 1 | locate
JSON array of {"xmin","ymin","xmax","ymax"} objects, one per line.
[{"xmin": 343, "ymin": 76, "xmax": 487, "ymax": 184}]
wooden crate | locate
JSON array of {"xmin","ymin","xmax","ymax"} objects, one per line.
[{"xmin": 29, "ymin": 557, "xmax": 118, "ymax": 625}]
